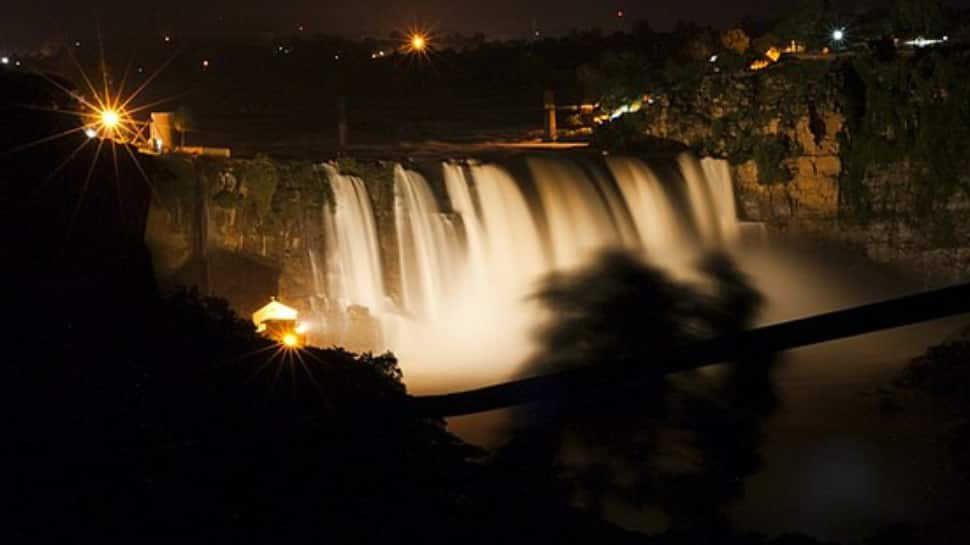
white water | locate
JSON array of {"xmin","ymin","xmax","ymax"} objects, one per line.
[
  {"xmin": 319, "ymin": 164, "xmax": 386, "ymax": 313},
  {"xmin": 310, "ymin": 154, "xmax": 741, "ymax": 392}
]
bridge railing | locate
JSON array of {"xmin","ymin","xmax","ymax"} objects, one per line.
[{"xmin": 409, "ymin": 283, "xmax": 970, "ymax": 417}]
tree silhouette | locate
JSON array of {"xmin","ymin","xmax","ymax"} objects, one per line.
[{"xmin": 498, "ymin": 250, "xmax": 777, "ymax": 536}]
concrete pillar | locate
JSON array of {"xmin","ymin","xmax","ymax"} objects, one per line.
[
  {"xmin": 337, "ymin": 96, "xmax": 348, "ymax": 149},
  {"xmin": 544, "ymin": 90, "xmax": 558, "ymax": 142}
]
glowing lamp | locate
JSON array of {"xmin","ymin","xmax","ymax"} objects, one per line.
[
  {"xmin": 1, "ymin": 56, "xmax": 8, "ymax": 65},
  {"xmin": 281, "ymin": 333, "xmax": 299, "ymax": 348},
  {"xmin": 100, "ymin": 109, "xmax": 120, "ymax": 129},
  {"xmin": 85, "ymin": 128, "xmax": 98, "ymax": 139},
  {"xmin": 410, "ymin": 34, "xmax": 427, "ymax": 52},
  {"xmin": 832, "ymin": 29, "xmax": 845, "ymax": 42}
]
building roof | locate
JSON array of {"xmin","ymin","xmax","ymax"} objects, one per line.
[{"xmin": 252, "ymin": 299, "xmax": 298, "ymax": 326}]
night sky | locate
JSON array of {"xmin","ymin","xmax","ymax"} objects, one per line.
[
  {"xmin": 3, "ymin": 0, "xmax": 789, "ymax": 46},
  {"xmin": 6, "ymin": 0, "xmax": 970, "ymax": 47}
]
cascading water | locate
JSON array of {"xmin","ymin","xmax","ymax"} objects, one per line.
[
  {"xmin": 677, "ymin": 153, "xmax": 725, "ymax": 246},
  {"xmin": 528, "ymin": 156, "xmax": 638, "ymax": 270},
  {"xmin": 393, "ymin": 165, "xmax": 465, "ymax": 322},
  {"xmin": 700, "ymin": 157, "xmax": 741, "ymax": 242},
  {"xmin": 319, "ymin": 164, "xmax": 386, "ymax": 313},
  {"xmin": 605, "ymin": 156, "xmax": 689, "ymax": 261},
  {"xmin": 312, "ymin": 153, "xmax": 741, "ymax": 392}
]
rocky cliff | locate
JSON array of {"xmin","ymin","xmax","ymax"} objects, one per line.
[
  {"xmin": 148, "ymin": 155, "xmax": 333, "ymax": 317},
  {"xmin": 612, "ymin": 50, "xmax": 970, "ymax": 284}
]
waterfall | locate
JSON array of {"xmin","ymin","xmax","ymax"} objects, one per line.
[
  {"xmin": 677, "ymin": 153, "xmax": 723, "ymax": 245},
  {"xmin": 527, "ymin": 156, "xmax": 630, "ymax": 270},
  {"xmin": 605, "ymin": 156, "xmax": 688, "ymax": 258},
  {"xmin": 319, "ymin": 163, "xmax": 385, "ymax": 313},
  {"xmin": 444, "ymin": 162, "xmax": 548, "ymax": 296},
  {"xmin": 700, "ymin": 157, "xmax": 741, "ymax": 242},
  {"xmin": 393, "ymin": 165, "xmax": 464, "ymax": 322},
  {"xmin": 311, "ymin": 154, "xmax": 743, "ymax": 392}
]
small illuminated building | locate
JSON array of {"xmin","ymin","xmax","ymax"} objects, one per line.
[
  {"xmin": 147, "ymin": 111, "xmax": 231, "ymax": 157},
  {"xmin": 252, "ymin": 298, "xmax": 305, "ymax": 347},
  {"xmin": 149, "ymin": 112, "xmax": 176, "ymax": 153}
]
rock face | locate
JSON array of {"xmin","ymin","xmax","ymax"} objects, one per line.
[
  {"xmin": 625, "ymin": 57, "xmax": 970, "ymax": 285},
  {"xmin": 147, "ymin": 155, "xmax": 332, "ymax": 318},
  {"xmin": 146, "ymin": 155, "xmax": 409, "ymax": 336}
]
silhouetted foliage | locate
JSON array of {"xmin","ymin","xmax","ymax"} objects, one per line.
[
  {"xmin": 894, "ymin": 329, "xmax": 970, "ymax": 482},
  {"xmin": 1, "ymin": 77, "xmax": 654, "ymax": 542},
  {"xmin": 497, "ymin": 250, "xmax": 777, "ymax": 538}
]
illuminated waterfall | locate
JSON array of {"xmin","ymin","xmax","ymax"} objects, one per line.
[
  {"xmin": 677, "ymin": 153, "xmax": 724, "ymax": 245},
  {"xmin": 528, "ymin": 156, "xmax": 636, "ymax": 269},
  {"xmin": 700, "ymin": 157, "xmax": 741, "ymax": 242},
  {"xmin": 312, "ymin": 154, "xmax": 741, "ymax": 391},
  {"xmin": 393, "ymin": 165, "xmax": 464, "ymax": 322},
  {"xmin": 461, "ymin": 163, "xmax": 548, "ymax": 291},
  {"xmin": 605, "ymin": 156, "xmax": 686, "ymax": 257},
  {"xmin": 319, "ymin": 164, "xmax": 386, "ymax": 313}
]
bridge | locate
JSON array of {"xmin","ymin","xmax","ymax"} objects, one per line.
[{"xmin": 410, "ymin": 283, "xmax": 970, "ymax": 417}]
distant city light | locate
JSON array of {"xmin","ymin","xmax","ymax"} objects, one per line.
[
  {"xmin": 84, "ymin": 128, "xmax": 98, "ymax": 139},
  {"xmin": 709, "ymin": 54, "xmax": 718, "ymax": 63},
  {"xmin": 750, "ymin": 59, "xmax": 771, "ymax": 71},
  {"xmin": 202, "ymin": 59, "xmax": 210, "ymax": 68},
  {"xmin": 410, "ymin": 33, "xmax": 427, "ymax": 52},
  {"xmin": 832, "ymin": 29, "xmax": 845, "ymax": 42},
  {"xmin": 163, "ymin": 35, "xmax": 172, "ymax": 43},
  {"xmin": 297, "ymin": 25, "xmax": 305, "ymax": 32},
  {"xmin": 0, "ymin": 56, "xmax": 8, "ymax": 65},
  {"xmin": 905, "ymin": 36, "xmax": 946, "ymax": 48},
  {"xmin": 74, "ymin": 40, "xmax": 81, "ymax": 47},
  {"xmin": 616, "ymin": 9, "xmax": 624, "ymax": 18}
]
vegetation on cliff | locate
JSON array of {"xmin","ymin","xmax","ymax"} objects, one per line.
[
  {"xmin": 839, "ymin": 50, "xmax": 970, "ymax": 235},
  {"xmin": 583, "ymin": 0, "xmax": 970, "ymax": 236}
]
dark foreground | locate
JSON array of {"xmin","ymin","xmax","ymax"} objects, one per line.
[{"xmin": 4, "ymin": 67, "xmax": 970, "ymax": 544}]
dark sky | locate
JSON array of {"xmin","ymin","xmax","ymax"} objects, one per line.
[
  {"xmin": 4, "ymin": 0, "xmax": 970, "ymax": 47},
  {"xmin": 3, "ymin": 0, "xmax": 788, "ymax": 46}
]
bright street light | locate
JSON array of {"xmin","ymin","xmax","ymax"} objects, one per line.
[
  {"xmin": 410, "ymin": 33, "xmax": 427, "ymax": 52},
  {"xmin": 100, "ymin": 109, "xmax": 120, "ymax": 129}
]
